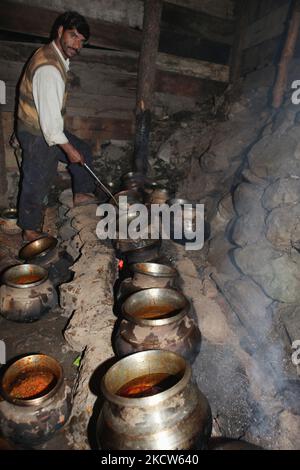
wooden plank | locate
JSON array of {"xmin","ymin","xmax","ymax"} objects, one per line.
[
  {"xmin": 79, "ymin": 45, "xmax": 230, "ymax": 83},
  {"xmin": 155, "ymin": 70, "xmax": 226, "ymax": 97},
  {"xmin": 162, "ymin": 2, "xmax": 235, "ymax": 46},
  {"xmin": 65, "ymin": 116, "xmax": 133, "ymax": 134},
  {"xmin": 157, "ymin": 53, "xmax": 229, "ymax": 82},
  {"xmin": 243, "ymin": 4, "xmax": 290, "ymax": 50},
  {"xmin": 67, "ymin": 93, "xmax": 135, "ymax": 118},
  {"xmin": 0, "ymin": 1, "xmax": 141, "ymax": 52},
  {"xmin": 166, "ymin": 0, "xmax": 235, "ymax": 20},
  {"xmin": 242, "ymin": 36, "xmax": 282, "ymax": 75},
  {"xmin": 245, "ymin": 0, "xmax": 289, "ymax": 25},
  {"xmin": 159, "ymin": 30, "xmax": 230, "ymax": 65},
  {"xmin": 65, "ymin": 115, "xmax": 134, "ymax": 153}
]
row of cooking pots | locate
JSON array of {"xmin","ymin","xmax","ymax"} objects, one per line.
[
  {"xmin": 0, "ymin": 240, "xmax": 66, "ymax": 446},
  {"xmin": 107, "ymin": 180, "xmax": 260, "ymax": 450},
  {"xmin": 98, "ymin": 181, "xmax": 212, "ymax": 450},
  {"xmin": 0, "ymin": 210, "xmax": 70, "ymax": 446},
  {"xmin": 110, "ymin": 176, "xmax": 201, "ymax": 366}
]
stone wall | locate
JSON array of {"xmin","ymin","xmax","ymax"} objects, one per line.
[{"xmin": 204, "ymin": 84, "xmax": 300, "ymax": 448}]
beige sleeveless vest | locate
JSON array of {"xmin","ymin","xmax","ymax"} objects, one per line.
[{"xmin": 18, "ymin": 42, "xmax": 68, "ymax": 135}]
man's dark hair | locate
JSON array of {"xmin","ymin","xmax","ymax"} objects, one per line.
[{"xmin": 51, "ymin": 11, "xmax": 90, "ymax": 41}]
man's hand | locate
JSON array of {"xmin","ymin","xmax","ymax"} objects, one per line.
[{"xmin": 59, "ymin": 142, "xmax": 85, "ymax": 165}]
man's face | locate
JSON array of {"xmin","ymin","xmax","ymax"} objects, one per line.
[{"xmin": 56, "ymin": 26, "xmax": 86, "ymax": 59}]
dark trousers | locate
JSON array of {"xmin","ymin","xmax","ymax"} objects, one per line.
[{"xmin": 17, "ymin": 130, "xmax": 96, "ymax": 231}]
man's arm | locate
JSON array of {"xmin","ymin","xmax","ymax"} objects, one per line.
[
  {"xmin": 32, "ymin": 66, "xmax": 84, "ymax": 164},
  {"xmin": 59, "ymin": 142, "xmax": 84, "ymax": 165}
]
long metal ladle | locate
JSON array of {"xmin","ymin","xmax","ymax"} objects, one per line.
[{"xmin": 83, "ymin": 163, "xmax": 118, "ymax": 205}]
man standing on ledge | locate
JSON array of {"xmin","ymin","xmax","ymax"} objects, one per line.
[{"xmin": 17, "ymin": 11, "xmax": 98, "ymax": 242}]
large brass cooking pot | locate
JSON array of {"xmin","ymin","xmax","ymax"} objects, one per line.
[
  {"xmin": 0, "ymin": 264, "xmax": 57, "ymax": 322},
  {"xmin": 97, "ymin": 350, "xmax": 212, "ymax": 450},
  {"xmin": 114, "ymin": 288, "xmax": 201, "ymax": 364},
  {"xmin": 0, "ymin": 354, "xmax": 72, "ymax": 445}
]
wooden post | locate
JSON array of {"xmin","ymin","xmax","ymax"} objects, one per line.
[
  {"xmin": 134, "ymin": 0, "xmax": 162, "ymax": 175},
  {"xmin": 0, "ymin": 110, "xmax": 8, "ymax": 196},
  {"xmin": 229, "ymin": 0, "xmax": 248, "ymax": 84},
  {"xmin": 272, "ymin": 0, "xmax": 300, "ymax": 109}
]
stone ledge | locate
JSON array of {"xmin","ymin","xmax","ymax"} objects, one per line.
[{"xmin": 58, "ymin": 189, "xmax": 116, "ymax": 450}]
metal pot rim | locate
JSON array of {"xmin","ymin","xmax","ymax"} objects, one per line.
[
  {"xmin": 110, "ymin": 189, "xmax": 143, "ymax": 205},
  {"xmin": 117, "ymin": 238, "xmax": 161, "ymax": 254},
  {"xmin": 18, "ymin": 236, "xmax": 57, "ymax": 261},
  {"xmin": 167, "ymin": 198, "xmax": 196, "ymax": 206},
  {"xmin": 101, "ymin": 350, "xmax": 191, "ymax": 407},
  {"xmin": 0, "ymin": 353, "xmax": 64, "ymax": 407},
  {"xmin": 0, "ymin": 208, "xmax": 18, "ymax": 220},
  {"xmin": 122, "ymin": 171, "xmax": 144, "ymax": 180},
  {"xmin": 2, "ymin": 264, "xmax": 48, "ymax": 289},
  {"xmin": 122, "ymin": 287, "xmax": 189, "ymax": 326},
  {"xmin": 130, "ymin": 262, "xmax": 178, "ymax": 278},
  {"xmin": 152, "ymin": 188, "xmax": 169, "ymax": 194}
]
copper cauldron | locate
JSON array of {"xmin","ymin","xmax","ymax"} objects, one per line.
[{"xmin": 97, "ymin": 350, "xmax": 212, "ymax": 450}]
